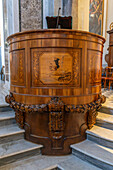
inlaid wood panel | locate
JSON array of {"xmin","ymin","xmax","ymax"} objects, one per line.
[
  {"xmin": 87, "ymin": 50, "xmax": 102, "ymax": 86},
  {"xmin": 10, "ymin": 49, "xmax": 26, "ymax": 87},
  {"xmin": 31, "ymin": 48, "xmax": 81, "ymax": 88}
]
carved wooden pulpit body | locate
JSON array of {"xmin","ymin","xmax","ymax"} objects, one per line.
[{"xmin": 6, "ymin": 29, "xmax": 105, "ymax": 155}]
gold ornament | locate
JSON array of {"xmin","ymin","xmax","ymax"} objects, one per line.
[{"xmin": 110, "ymin": 22, "xmax": 113, "ymax": 30}]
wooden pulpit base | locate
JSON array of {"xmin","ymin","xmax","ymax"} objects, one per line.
[{"xmin": 6, "ymin": 93, "xmax": 105, "ymax": 155}]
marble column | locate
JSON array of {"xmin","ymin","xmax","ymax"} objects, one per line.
[
  {"xmin": 63, "ymin": 0, "xmax": 72, "ymax": 16},
  {"xmin": 20, "ymin": 0, "xmax": 42, "ymax": 31}
]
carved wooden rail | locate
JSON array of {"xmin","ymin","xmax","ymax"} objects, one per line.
[{"xmin": 6, "ymin": 29, "xmax": 105, "ymax": 155}]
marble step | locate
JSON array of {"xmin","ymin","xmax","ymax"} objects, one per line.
[
  {"xmin": 99, "ymin": 94, "xmax": 113, "ymax": 114},
  {"xmin": 96, "ymin": 112, "xmax": 113, "ymax": 130},
  {"xmin": 99, "ymin": 106, "xmax": 113, "ymax": 115},
  {"xmin": 86, "ymin": 125, "xmax": 113, "ymax": 149},
  {"xmin": 100, "ymin": 90, "xmax": 113, "ymax": 114},
  {"xmin": 0, "ymin": 111, "xmax": 16, "ymax": 127},
  {"xmin": 0, "ymin": 154, "xmax": 100, "ymax": 170},
  {"xmin": 0, "ymin": 124, "xmax": 25, "ymax": 144},
  {"xmin": 102, "ymin": 89, "xmax": 113, "ymax": 97},
  {"xmin": 0, "ymin": 139, "xmax": 42, "ymax": 166},
  {"xmin": 0, "ymin": 106, "xmax": 12, "ymax": 112},
  {"xmin": 71, "ymin": 140, "xmax": 113, "ymax": 170},
  {"xmin": 97, "ymin": 112, "xmax": 113, "ymax": 124},
  {"xmin": 57, "ymin": 157, "xmax": 100, "ymax": 170}
]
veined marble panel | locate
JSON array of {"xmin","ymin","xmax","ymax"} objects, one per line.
[{"xmin": 20, "ymin": 0, "xmax": 42, "ymax": 31}]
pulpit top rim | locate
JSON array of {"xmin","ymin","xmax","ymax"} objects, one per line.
[{"xmin": 7, "ymin": 29, "xmax": 105, "ymax": 42}]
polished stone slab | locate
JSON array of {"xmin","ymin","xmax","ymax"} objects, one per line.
[
  {"xmin": 86, "ymin": 125, "xmax": 113, "ymax": 149},
  {"xmin": 0, "ymin": 111, "xmax": 14, "ymax": 120},
  {"xmin": 58, "ymin": 157, "xmax": 101, "ymax": 170},
  {"xmin": 0, "ymin": 111, "xmax": 15, "ymax": 127},
  {"xmin": 71, "ymin": 140, "xmax": 113, "ymax": 169},
  {"xmin": 0, "ymin": 155, "xmax": 71, "ymax": 170},
  {"xmin": 0, "ymin": 124, "xmax": 24, "ymax": 137},
  {"xmin": 102, "ymin": 90, "xmax": 113, "ymax": 109},
  {"xmin": 97, "ymin": 112, "xmax": 113, "ymax": 124},
  {"xmin": 0, "ymin": 139, "xmax": 42, "ymax": 166},
  {"xmin": 0, "ymin": 154, "xmax": 100, "ymax": 170},
  {"xmin": 87, "ymin": 125, "xmax": 113, "ymax": 142}
]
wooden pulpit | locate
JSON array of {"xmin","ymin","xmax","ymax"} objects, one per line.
[{"xmin": 6, "ymin": 29, "xmax": 105, "ymax": 155}]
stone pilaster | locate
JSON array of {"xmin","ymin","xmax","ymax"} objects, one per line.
[
  {"xmin": 78, "ymin": 0, "xmax": 89, "ymax": 31},
  {"xmin": 72, "ymin": 0, "xmax": 89, "ymax": 31},
  {"xmin": 72, "ymin": 0, "xmax": 78, "ymax": 29}
]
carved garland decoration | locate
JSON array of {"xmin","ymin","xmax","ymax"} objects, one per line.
[
  {"xmin": 5, "ymin": 93, "xmax": 106, "ymax": 114},
  {"xmin": 5, "ymin": 93, "xmax": 106, "ymax": 131}
]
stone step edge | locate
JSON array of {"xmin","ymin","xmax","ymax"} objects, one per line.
[
  {"xmin": 96, "ymin": 117, "xmax": 113, "ymax": 125},
  {"xmin": 0, "ymin": 144, "xmax": 43, "ymax": 159},
  {"xmin": 0, "ymin": 106, "xmax": 12, "ymax": 112},
  {"xmin": 43, "ymin": 164, "xmax": 58, "ymax": 170},
  {"xmin": 86, "ymin": 129, "xmax": 113, "ymax": 143},
  {"xmin": 0, "ymin": 116, "xmax": 15, "ymax": 121},
  {"xmin": 0, "ymin": 104, "xmax": 9, "ymax": 108},
  {"xmin": 96, "ymin": 115, "xmax": 113, "ymax": 124},
  {"xmin": 101, "ymin": 105, "xmax": 113, "ymax": 110},
  {"xmin": 0, "ymin": 129, "xmax": 25, "ymax": 138},
  {"xmin": 71, "ymin": 143, "xmax": 113, "ymax": 167}
]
